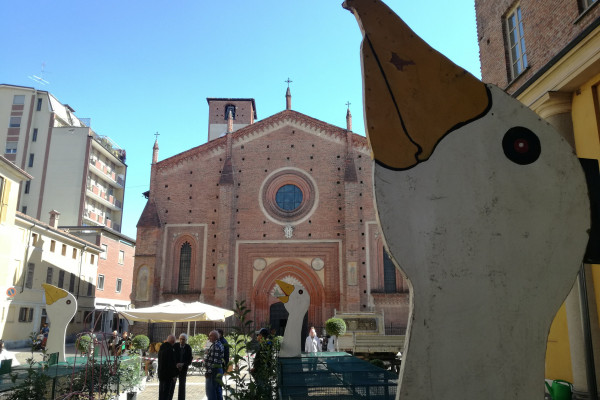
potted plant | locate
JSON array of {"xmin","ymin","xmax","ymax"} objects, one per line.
[
  {"xmin": 325, "ymin": 318, "xmax": 347, "ymax": 352},
  {"xmin": 130, "ymin": 334, "xmax": 150, "ymax": 355}
]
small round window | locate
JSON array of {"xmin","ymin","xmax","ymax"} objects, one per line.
[
  {"xmin": 260, "ymin": 169, "xmax": 317, "ymax": 224},
  {"xmin": 276, "ymin": 184, "xmax": 303, "ymax": 211}
]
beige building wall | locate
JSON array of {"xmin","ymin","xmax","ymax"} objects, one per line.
[
  {"xmin": 0, "ymin": 84, "xmax": 127, "ymax": 232},
  {"xmin": 2, "ymin": 214, "xmax": 102, "ymax": 347},
  {"xmin": 0, "ymin": 156, "xmax": 32, "ymax": 344}
]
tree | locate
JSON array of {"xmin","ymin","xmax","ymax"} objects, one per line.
[{"xmin": 325, "ymin": 318, "xmax": 347, "ymax": 351}]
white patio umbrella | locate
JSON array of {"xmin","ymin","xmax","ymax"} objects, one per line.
[{"xmin": 120, "ymin": 299, "xmax": 234, "ymax": 335}]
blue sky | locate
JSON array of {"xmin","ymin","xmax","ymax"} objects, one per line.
[{"xmin": 1, "ymin": 1, "xmax": 481, "ymax": 239}]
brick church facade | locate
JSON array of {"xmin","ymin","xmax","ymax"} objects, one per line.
[{"xmin": 131, "ymin": 90, "xmax": 409, "ymax": 334}]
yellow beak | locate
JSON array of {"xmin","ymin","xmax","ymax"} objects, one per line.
[
  {"xmin": 276, "ymin": 280, "xmax": 294, "ymax": 304},
  {"xmin": 42, "ymin": 283, "xmax": 68, "ymax": 305},
  {"xmin": 343, "ymin": 0, "xmax": 490, "ymax": 170}
]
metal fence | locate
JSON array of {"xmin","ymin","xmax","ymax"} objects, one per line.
[{"xmin": 147, "ymin": 322, "xmax": 406, "ymax": 344}]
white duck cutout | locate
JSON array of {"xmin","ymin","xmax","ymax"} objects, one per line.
[
  {"xmin": 274, "ymin": 279, "xmax": 310, "ymax": 358},
  {"xmin": 42, "ymin": 283, "xmax": 78, "ymax": 362},
  {"xmin": 343, "ymin": 1, "xmax": 591, "ymax": 399}
]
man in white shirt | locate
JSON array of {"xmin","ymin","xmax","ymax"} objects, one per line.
[{"xmin": 304, "ymin": 327, "xmax": 322, "ymax": 353}]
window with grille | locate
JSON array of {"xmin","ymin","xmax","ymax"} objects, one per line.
[
  {"xmin": 116, "ymin": 278, "xmax": 122, "ymax": 293},
  {"xmin": 98, "ymin": 274, "xmax": 105, "ymax": 290},
  {"xmin": 25, "ymin": 263, "xmax": 35, "ymax": 289},
  {"xmin": 9, "ymin": 117, "xmax": 21, "ymax": 128},
  {"xmin": 178, "ymin": 242, "xmax": 192, "ymax": 293},
  {"xmin": 46, "ymin": 267, "xmax": 53, "ymax": 284},
  {"xmin": 5, "ymin": 141, "xmax": 17, "ymax": 154},
  {"xmin": 18, "ymin": 307, "xmax": 33, "ymax": 322},
  {"xmin": 506, "ymin": 5, "xmax": 528, "ymax": 79},
  {"xmin": 383, "ymin": 249, "xmax": 397, "ymax": 293},
  {"xmin": 58, "ymin": 270, "xmax": 65, "ymax": 288},
  {"xmin": 69, "ymin": 274, "xmax": 75, "ymax": 292}
]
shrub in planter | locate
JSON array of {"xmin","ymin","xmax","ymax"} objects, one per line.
[
  {"xmin": 76, "ymin": 333, "xmax": 94, "ymax": 355},
  {"xmin": 188, "ymin": 333, "xmax": 208, "ymax": 355},
  {"xmin": 325, "ymin": 318, "xmax": 347, "ymax": 337},
  {"xmin": 130, "ymin": 334, "xmax": 150, "ymax": 353},
  {"xmin": 370, "ymin": 359, "xmax": 385, "ymax": 369}
]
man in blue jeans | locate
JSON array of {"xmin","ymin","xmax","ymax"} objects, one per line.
[{"xmin": 204, "ymin": 330, "xmax": 224, "ymax": 400}]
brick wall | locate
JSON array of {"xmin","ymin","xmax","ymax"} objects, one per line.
[
  {"xmin": 476, "ymin": 0, "xmax": 600, "ymax": 93},
  {"xmin": 97, "ymin": 233, "xmax": 135, "ymax": 302},
  {"xmin": 133, "ymin": 110, "xmax": 410, "ymax": 330}
]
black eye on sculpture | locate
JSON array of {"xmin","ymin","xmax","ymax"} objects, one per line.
[
  {"xmin": 502, "ymin": 126, "xmax": 541, "ymax": 165},
  {"xmin": 298, "ymin": 290, "xmax": 303, "ymax": 295},
  {"xmin": 66, "ymin": 300, "xmax": 71, "ymax": 305}
]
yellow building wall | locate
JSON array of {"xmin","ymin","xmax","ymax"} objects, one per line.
[
  {"xmin": 544, "ymin": 70, "xmax": 600, "ymax": 382},
  {"xmin": 546, "ymin": 303, "xmax": 574, "ymax": 381},
  {"xmin": 572, "ymin": 73, "xmax": 600, "ymax": 159}
]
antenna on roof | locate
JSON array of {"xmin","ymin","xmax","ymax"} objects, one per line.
[{"xmin": 28, "ymin": 62, "xmax": 50, "ymax": 86}]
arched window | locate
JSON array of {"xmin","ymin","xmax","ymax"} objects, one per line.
[
  {"xmin": 178, "ymin": 242, "xmax": 192, "ymax": 293},
  {"xmin": 383, "ymin": 248, "xmax": 397, "ymax": 293},
  {"xmin": 224, "ymin": 105, "xmax": 236, "ymax": 120}
]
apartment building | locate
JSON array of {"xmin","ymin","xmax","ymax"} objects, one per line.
[
  {"xmin": 63, "ymin": 226, "xmax": 135, "ymax": 334},
  {"xmin": 0, "ymin": 84, "xmax": 127, "ymax": 232},
  {"xmin": 0, "ymin": 156, "xmax": 101, "ymax": 347}
]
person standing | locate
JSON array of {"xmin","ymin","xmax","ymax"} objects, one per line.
[
  {"xmin": 41, "ymin": 323, "xmax": 49, "ymax": 349},
  {"xmin": 173, "ymin": 333, "xmax": 193, "ymax": 400},
  {"xmin": 304, "ymin": 327, "xmax": 322, "ymax": 353},
  {"xmin": 204, "ymin": 330, "xmax": 224, "ymax": 400},
  {"xmin": 216, "ymin": 329, "xmax": 229, "ymax": 372},
  {"xmin": 158, "ymin": 335, "xmax": 178, "ymax": 400},
  {"xmin": 108, "ymin": 330, "xmax": 120, "ymax": 356},
  {"xmin": 327, "ymin": 334, "xmax": 337, "ymax": 352}
]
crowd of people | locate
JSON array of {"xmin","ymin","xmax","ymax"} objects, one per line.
[
  {"xmin": 108, "ymin": 330, "xmax": 131, "ymax": 356},
  {"xmin": 157, "ymin": 330, "xmax": 229, "ymax": 400},
  {"xmin": 155, "ymin": 325, "xmax": 335, "ymax": 400}
]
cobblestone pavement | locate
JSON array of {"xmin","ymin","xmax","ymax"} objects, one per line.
[{"xmin": 138, "ymin": 375, "xmax": 207, "ymax": 400}]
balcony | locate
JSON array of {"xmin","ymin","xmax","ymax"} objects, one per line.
[
  {"xmin": 83, "ymin": 210, "xmax": 117, "ymax": 230},
  {"xmin": 91, "ymin": 133, "xmax": 126, "ymax": 163},
  {"xmin": 89, "ymin": 157, "xmax": 125, "ymax": 189},
  {"xmin": 86, "ymin": 185, "xmax": 122, "ymax": 211}
]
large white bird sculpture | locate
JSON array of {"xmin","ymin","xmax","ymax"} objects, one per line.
[
  {"xmin": 42, "ymin": 283, "xmax": 78, "ymax": 362},
  {"xmin": 343, "ymin": 1, "xmax": 591, "ymax": 399},
  {"xmin": 275, "ymin": 279, "xmax": 311, "ymax": 357}
]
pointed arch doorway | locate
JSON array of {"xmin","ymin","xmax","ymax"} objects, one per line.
[
  {"xmin": 269, "ymin": 302, "xmax": 308, "ymax": 349},
  {"xmin": 252, "ymin": 259, "xmax": 325, "ymax": 339}
]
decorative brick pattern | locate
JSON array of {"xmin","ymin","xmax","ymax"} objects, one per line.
[{"xmin": 134, "ymin": 105, "xmax": 410, "ymax": 331}]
